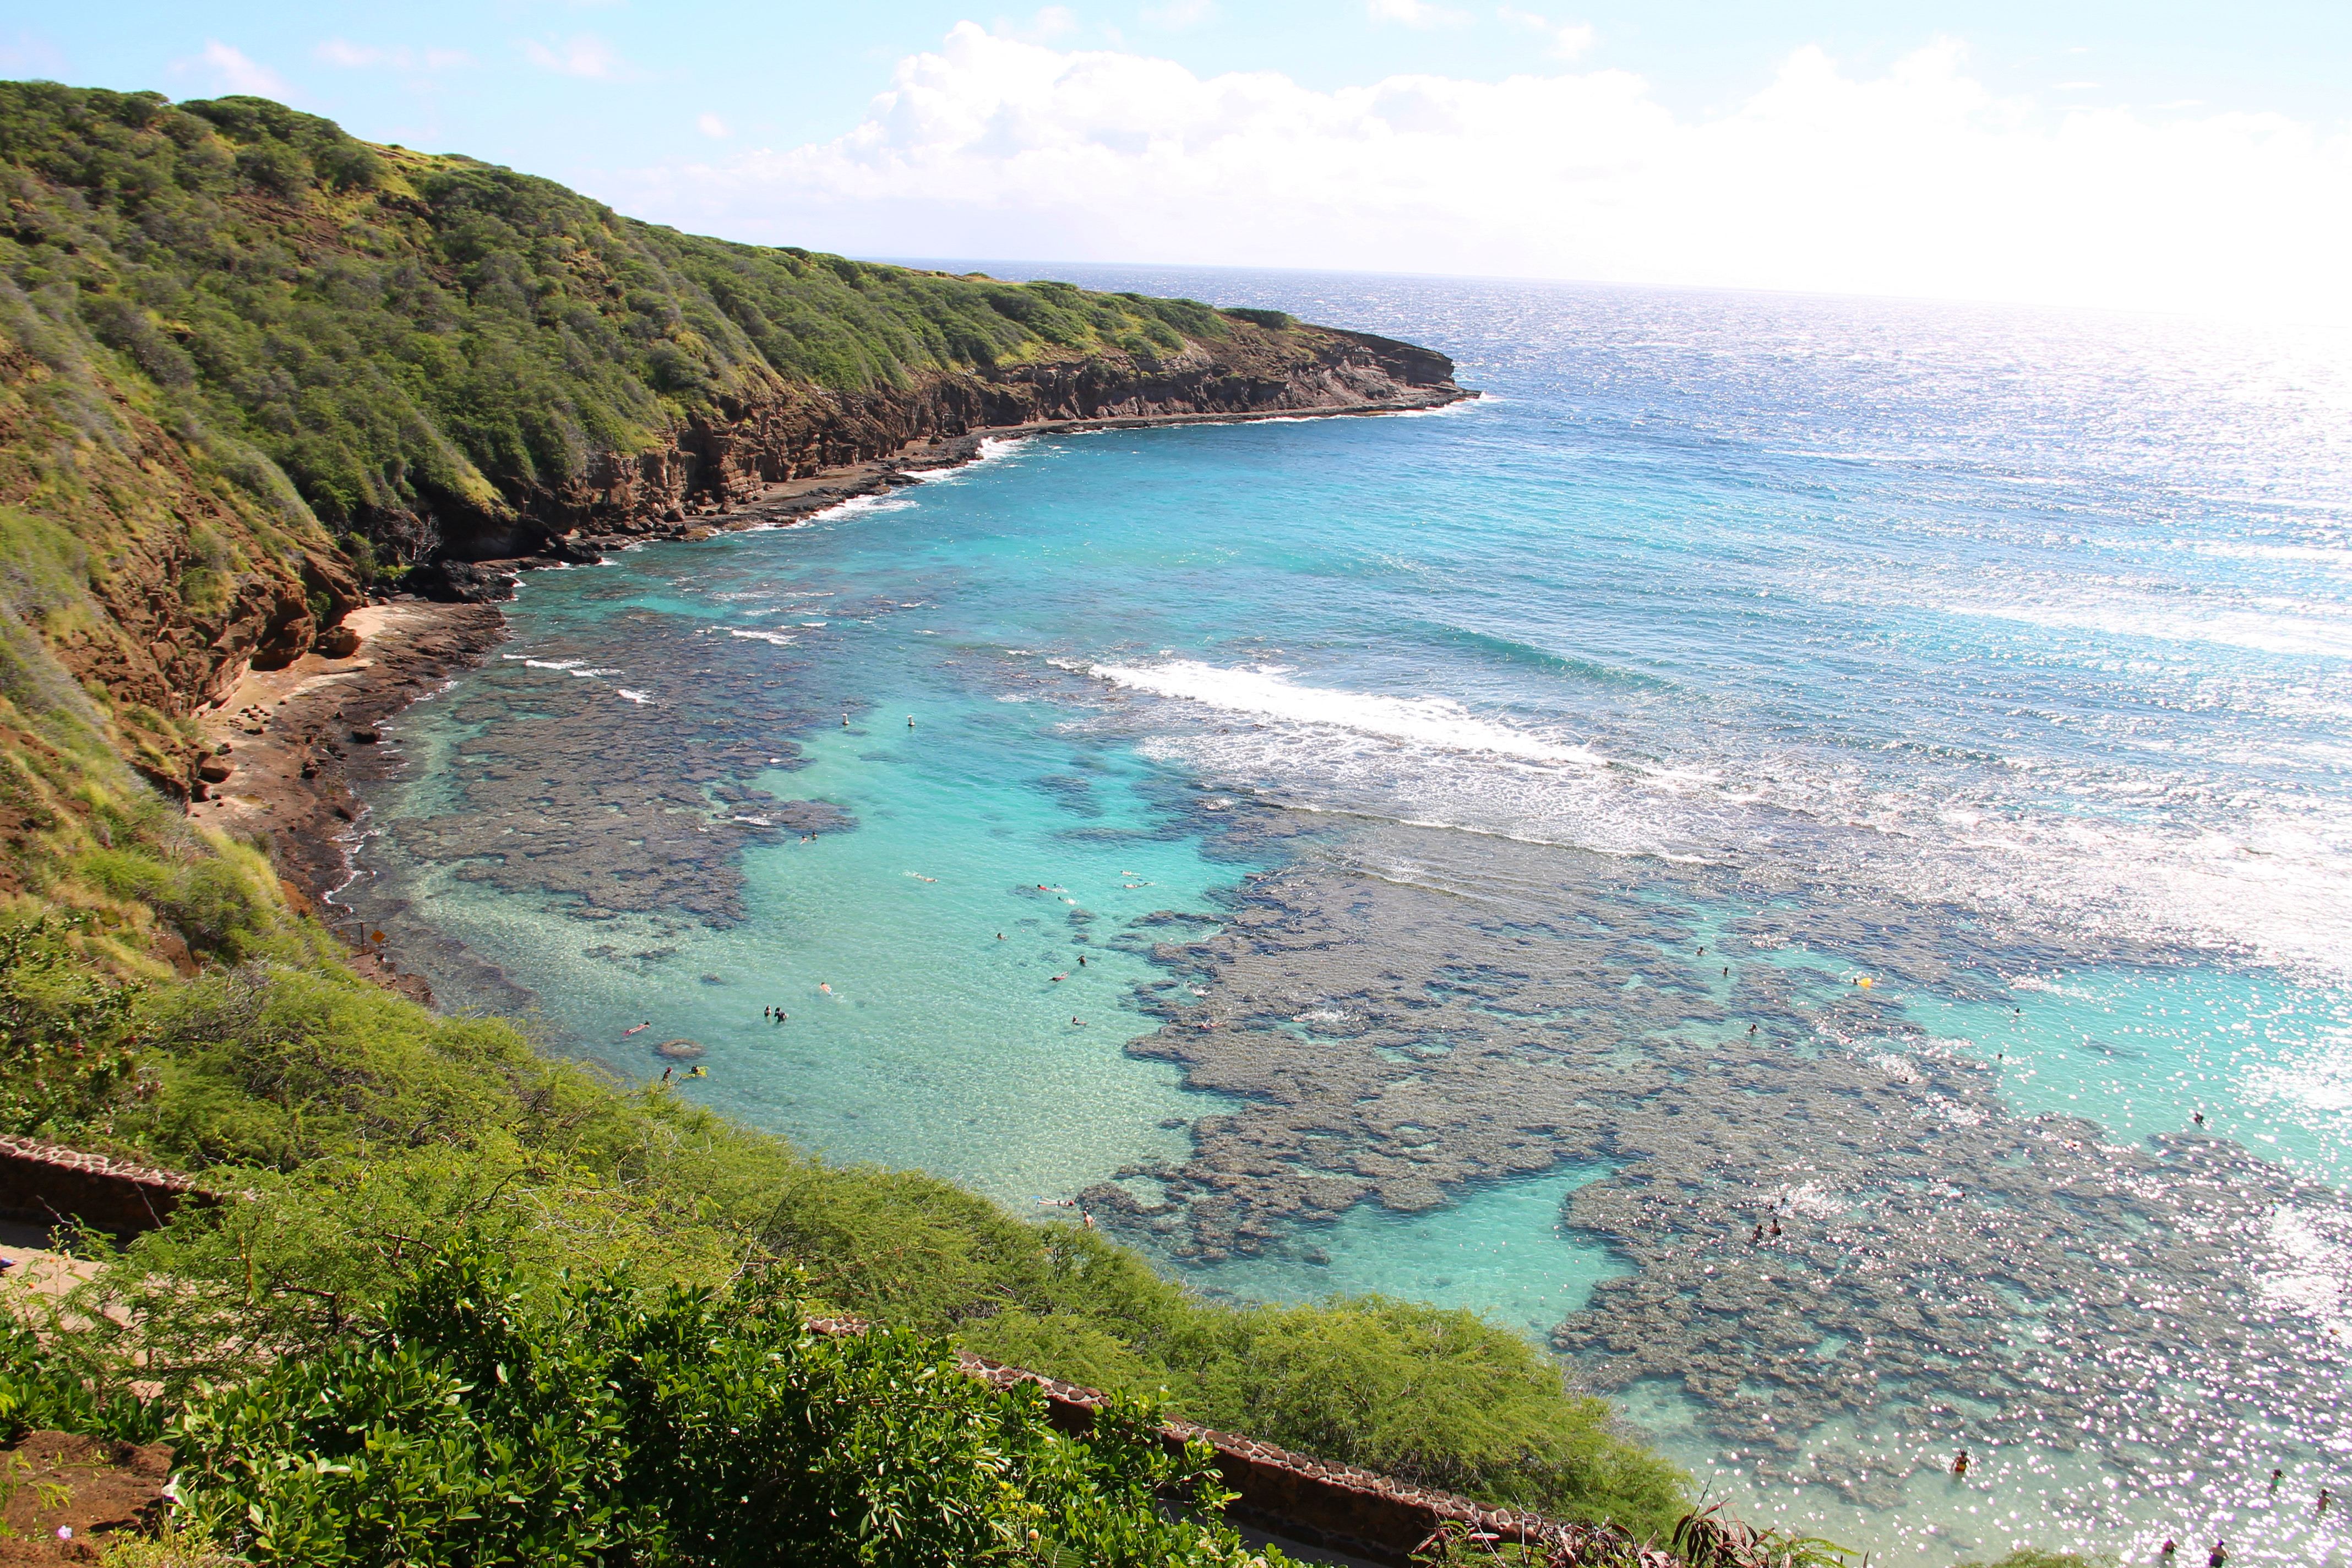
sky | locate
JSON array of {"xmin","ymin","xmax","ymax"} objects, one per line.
[{"xmin": 7, "ymin": 2, "xmax": 2350, "ymax": 320}]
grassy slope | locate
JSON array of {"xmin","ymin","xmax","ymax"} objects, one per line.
[
  {"xmin": 0, "ymin": 79, "xmax": 1687, "ymax": 1542},
  {"xmin": 0, "ymin": 81, "xmax": 1336, "ymax": 567}
]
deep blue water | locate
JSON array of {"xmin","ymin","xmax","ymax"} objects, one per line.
[{"xmin": 342, "ymin": 269, "xmax": 2352, "ymax": 1565}]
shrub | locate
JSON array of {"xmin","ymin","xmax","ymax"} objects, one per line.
[
  {"xmin": 170, "ymin": 1244, "xmax": 1280, "ymax": 1568},
  {"xmin": 0, "ymin": 914, "xmax": 142, "ymax": 1140}
]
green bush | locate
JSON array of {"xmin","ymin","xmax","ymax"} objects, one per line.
[
  {"xmin": 0, "ymin": 1319, "xmax": 163, "ymax": 1444},
  {"xmin": 0, "ymin": 914, "xmax": 141, "ymax": 1140},
  {"xmin": 171, "ymin": 1243, "xmax": 1278, "ymax": 1568}
]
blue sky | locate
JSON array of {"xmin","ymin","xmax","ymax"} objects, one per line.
[{"xmin": 7, "ymin": 4, "xmax": 2348, "ymax": 316}]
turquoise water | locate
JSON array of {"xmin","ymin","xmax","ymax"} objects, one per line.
[{"xmin": 344, "ymin": 270, "xmax": 2352, "ymax": 1565}]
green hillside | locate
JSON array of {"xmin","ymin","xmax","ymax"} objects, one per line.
[{"xmin": 0, "ymin": 81, "xmax": 1381, "ymax": 574}]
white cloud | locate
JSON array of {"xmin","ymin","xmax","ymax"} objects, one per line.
[
  {"xmin": 1367, "ymin": 0, "xmax": 1471, "ymax": 27},
  {"xmin": 1497, "ymin": 7, "xmax": 1593, "ymax": 59},
  {"xmin": 996, "ymin": 7, "xmax": 1080, "ymax": 43},
  {"xmin": 698, "ymin": 112, "xmax": 729, "ymax": 139},
  {"xmin": 1142, "ymin": 0, "xmax": 1219, "ymax": 28},
  {"xmin": 521, "ymin": 34, "xmax": 633, "ymax": 80},
  {"xmin": 625, "ymin": 24, "xmax": 2352, "ymax": 323},
  {"xmin": 316, "ymin": 40, "xmax": 473, "ymax": 71},
  {"xmin": 173, "ymin": 40, "xmax": 292, "ymax": 98}
]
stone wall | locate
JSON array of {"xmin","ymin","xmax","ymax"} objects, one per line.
[
  {"xmin": 804, "ymin": 1316, "xmax": 1648, "ymax": 1567},
  {"xmin": 0, "ymin": 1138, "xmax": 205, "ymax": 1238}
]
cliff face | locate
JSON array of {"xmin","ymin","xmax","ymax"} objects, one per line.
[
  {"xmin": 0, "ymin": 80, "xmax": 1462, "ymax": 798},
  {"xmin": 493, "ymin": 328, "xmax": 1459, "ymax": 559}
]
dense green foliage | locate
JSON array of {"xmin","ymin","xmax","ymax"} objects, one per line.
[
  {"xmin": 0, "ymin": 1319, "xmax": 162, "ymax": 1445},
  {"xmin": 161, "ymin": 1245, "xmax": 1267, "ymax": 1567},
  {"xmin": 0, "ymin": 80, "xmax": 1262, "ymax": 562}
]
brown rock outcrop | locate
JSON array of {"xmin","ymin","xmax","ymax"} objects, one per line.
[{"xmin": 422, "ymin": 329, "xmax": 1463, "ymax": 563}]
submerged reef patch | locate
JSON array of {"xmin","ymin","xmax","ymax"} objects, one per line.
[{"xmin": 1085, "ymin": 815, "xmax": 2351, "ymax": 1501}]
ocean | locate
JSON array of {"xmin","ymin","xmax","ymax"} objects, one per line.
[{"xmin": 336, "ymin": 266, "xmax": 2352, "ymax": 1565}]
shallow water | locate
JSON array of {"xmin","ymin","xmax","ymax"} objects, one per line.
[{"xmin": 341, "ymin": 269, "xmax": 2352, "ymax": 1565}]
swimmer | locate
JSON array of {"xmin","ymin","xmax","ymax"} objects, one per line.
[
  {"xmin": 820, "ymin": 982, "xmax": 832, "ymax": 994},
  {"xmin": 1051, "ymin": 973, "xmax": 1066, "ymax": 982},
  {"xmin": 2321, "ymin": 1489, "xmax": 2333, "ymax": 1517},
  {"xmin": 1697, "ymin": 946, "xmax": 1706, "ymax": 957},
  {"xmin": 688, "ymin": 1065, "xmax": 706, "ymax": 1078},
  {"xmin": 1077, "ymin": 955, "xmax": 1087, "ymax": 967},
  {"xmin": 2193, "ymin": 1110, "xmax": 2206, "ymax": 1126},
  {"xmin": 2269, "ymin": 1468, "xmax": 2284, "ymax": 1494},
  {"xmin": 1748, "ymin": 1023, "xmax": 1757, "ymax": 1035},
  {"xmin": 1751, "ymin": 1224, "xmax": 1763, "ymax": 1245},
  {"xmin": 660, "ymin": 1066, "xmax": 673, "ymax": 1083},
  {"xmin": 1770, "ymin": 1219, "xmax": 1781, "ymax": 1238},
  {"xmin": 624, "ymin": 1021, "xmax": 652, "ymax": 1036},
  {"xmin": 775, "ymin": 1010, "xmax": 787, "ymax": 1024},
  {"xmin": 996, "ymin": 932, "xmax": 1005, "ymax": 940},
  {"xmin": 1723, "ymin": 967, "xmax": 1729, "ymax": 977},
  {"xmin": 763, "ymin": 1006, "xmax": 772, "ymax": 1019},
  {"xmin": 1952, "ymin": 1450, "xmax": 1969, "ymax": 1478},
  {"xmin": 1072, "ymin": 1016, "xmax": 1084, "ymax": 1026},
  {"xmin": 2208, "ymin": 1541, "xmax": 2227, "ymax": 1568}
]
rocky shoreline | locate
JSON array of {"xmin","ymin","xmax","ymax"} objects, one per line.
[
  {"xmin": 186, "ymin": 600, "xmax": 509, "ymax": 1001},
  {"xmin": 408, "ymin": 392, "xmax": 1472, "ymax": 603}
]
